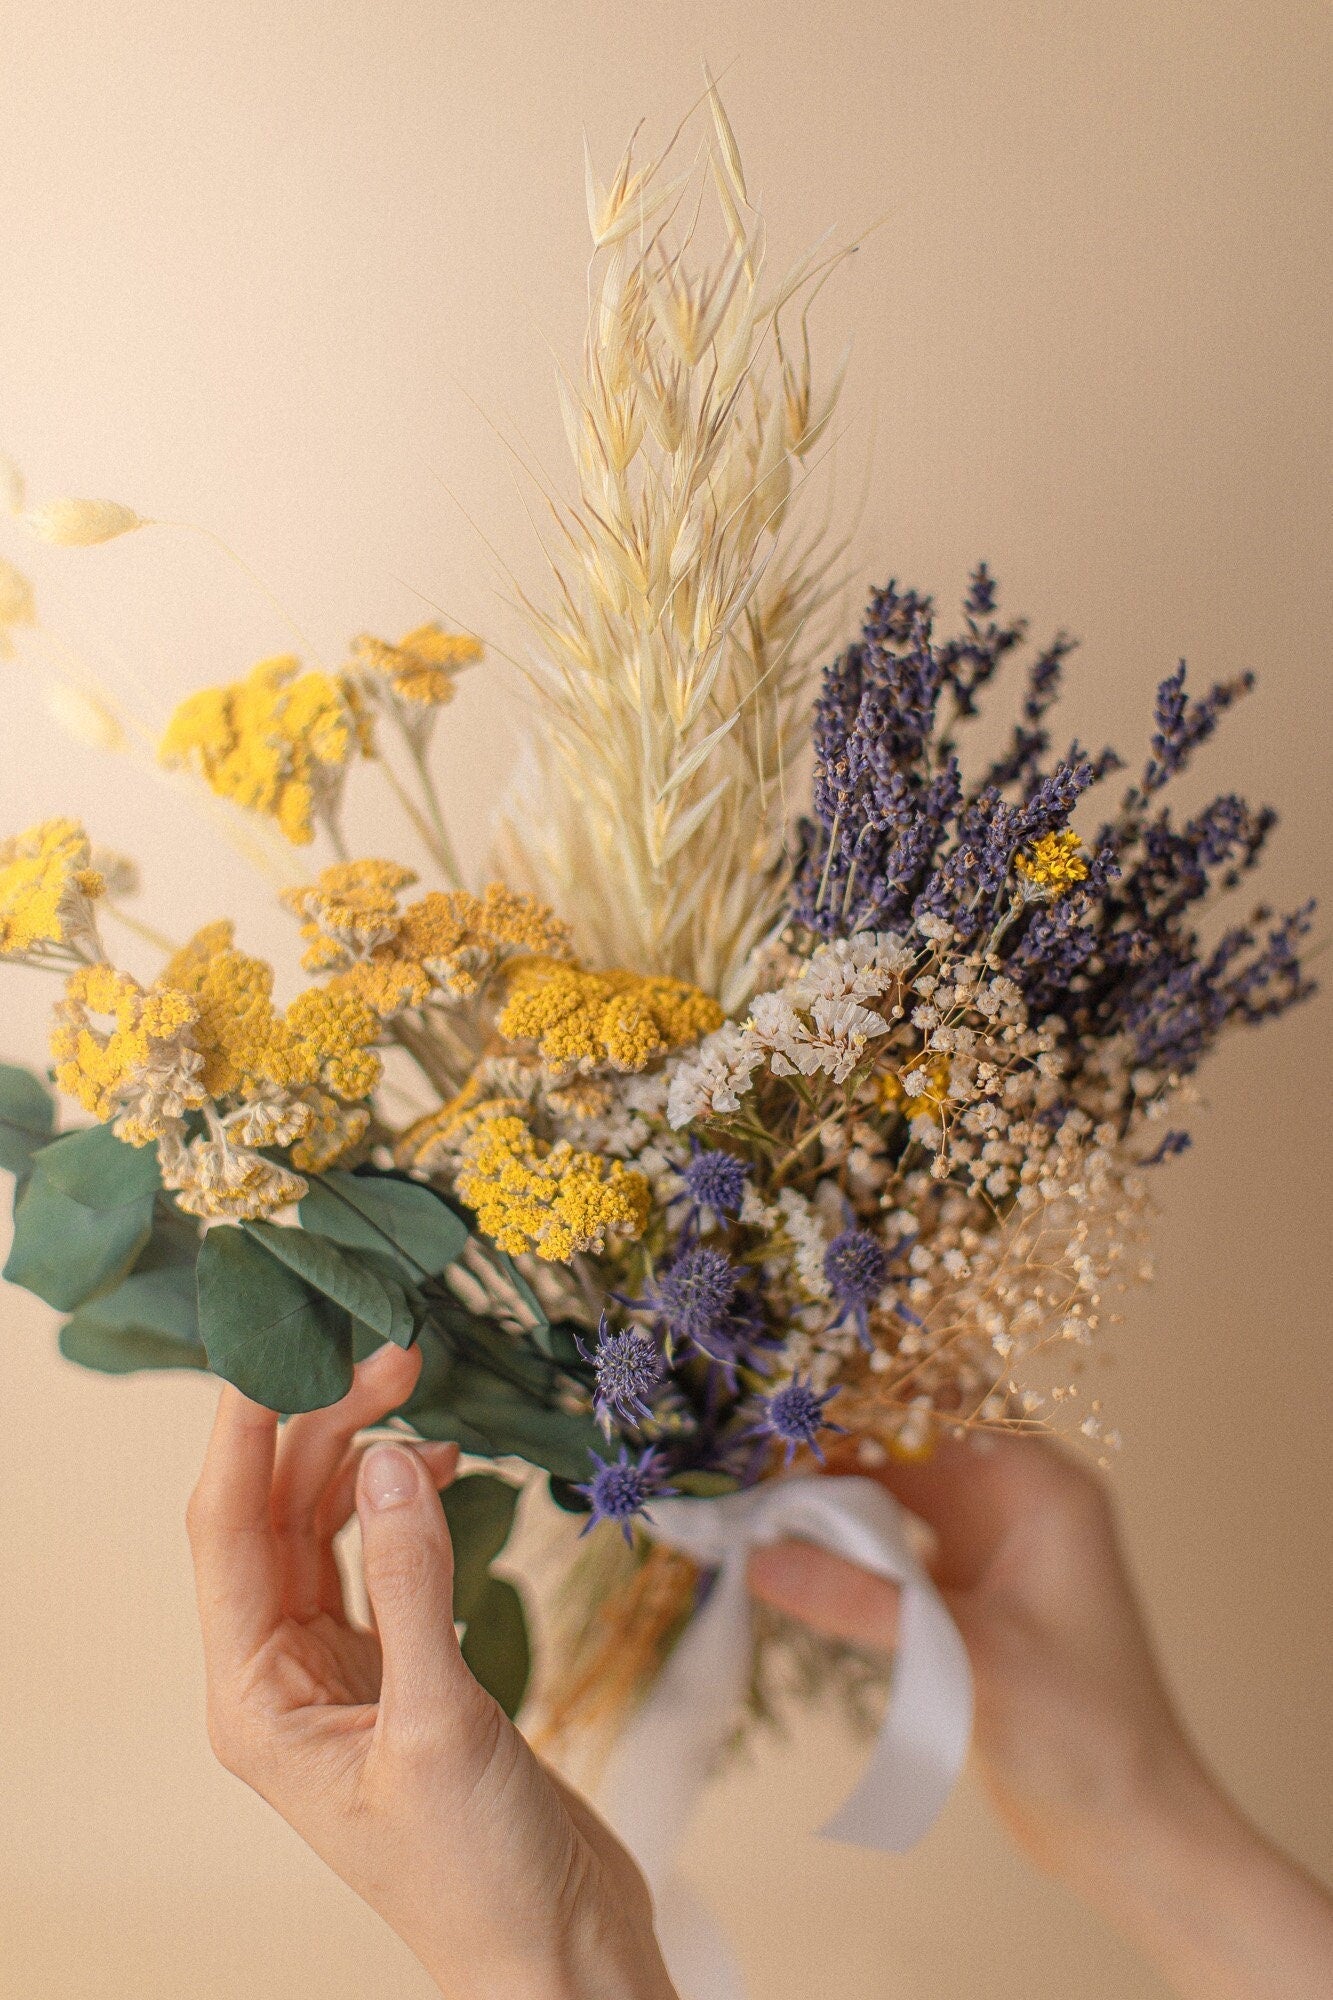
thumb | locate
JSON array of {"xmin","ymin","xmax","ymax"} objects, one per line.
[{"xmin": 357, "ymin": 1442, "xmax": 476, "ymax": 1743}]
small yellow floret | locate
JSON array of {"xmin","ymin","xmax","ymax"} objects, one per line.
[
  {"xmin": 52, "ymin": 963, "xmax": 205, "ymax": 1140},
  {"xmin": 393, "ymin": 883, "xmax": 573, "ymax": 996},
  {"xmin": 455, "ymin": 1109, "xmax": 650, "ymax": 1262},
  {"xmin": 498, "ymin": 959, "xmax": 723, "ymax": 1074},
  {"xmin": 159, "ymin": 655, "xmax": 371, "ymax": 845},
  {"xmin": 284, "ymin": 858, "xmax": 418, "ymax": 969},
  {"xmin": 880, "ymin": 1052, "xmax": 952, "ymax": 1122},
  {"xmin": 0, "ymin": 817, "xmax": 104, "ymax": 959},
  {"xmin": 352, "ymin": 624, "xmax": 483, "ymax": 707},
  {"xmin": 1015, "ymin": 830, "xmax": 1089, "ymax": 898}
]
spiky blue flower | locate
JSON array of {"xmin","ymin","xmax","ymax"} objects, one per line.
[
  {"xmin": 577, "ymin": 1314, "xmax": 662, "ymax": 1430},
  {"xmin": 679, "ymin": 1142, "xmax": 749, "ymax": 1221},
  {"xmin": 575, "ymin": 1445, "xmax": 674, "ymax": 1545},
  {"xmin": 755, "ymin": 1374, "xmax": 846, "ymax": 1466},
  {"xmin": 824, "ymin": 1227, "xmax": 889, "ymax": 1350},
  {"xmin": 650, "ymin": 1244, "xmax": 742, "ymax": 1349}
]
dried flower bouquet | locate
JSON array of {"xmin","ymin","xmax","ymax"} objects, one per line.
[{"xmin": 0, "ymin": 95, "xmax": 1313, "ymax": 1728}]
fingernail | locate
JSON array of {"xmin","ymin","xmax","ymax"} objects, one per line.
[{"xmin": 361, "ymin": 1444, "xmax": 419, "ymax": 1511}]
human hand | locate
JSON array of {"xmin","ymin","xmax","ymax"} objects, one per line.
[
  {"xmin": 750, "ymin": 1435, "xmax": 1189, "ymax": 1875},
  {"xmin": 748, "ymin": 1435, "xmax": 1333, "ymax": 2000},
  {"xmin": 187, "ymin": 1343, "xmax": 678, "ymax": 2000}
]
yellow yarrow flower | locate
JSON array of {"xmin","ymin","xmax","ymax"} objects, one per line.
[
  {"xmin": 455, "ymin": 1109, "xmax": 650, "ymax": 1261},
  {"xmin": 0, "ymin": 818, "xmax": 105, "ymax": 961},
  {"xmin": 352, "ymin": 623, "xmax": 483, "ymax": 708},
  {"xmin": 284, "ymin": 859, "xmax": 419, "ymax": 970},
  {"xmin": 159, "ymin": 655, "xmax": 371, "ymax": 845},
  {"xmin": 1015, "ymin": 830, "xmax": 1089, "ymax": 898},
  {"xmin": 52, "ymin": 963, "xmax": 206, "ymax": 1142},
  {"xmin": 161, "ymin": 921, "xmax": 383, "ymax": 1103},
  {"xmin": 498, "ymin": 958, "xmax": 723, "ymax": 1074}
]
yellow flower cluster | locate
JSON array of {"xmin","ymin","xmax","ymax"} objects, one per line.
[
  {"xmin": 52, "ymin": 964, "xmax": 204, "ymax": 1142},
  {"xmin": 880, "ymin": 1052, "xmax": 952, "ymax": 1122},
  {"xmin": 286, "ymin": 861, "xmax": 573, "ymax": 1011},
  {"xmin": 351, "ymin": 624, "xmax": 483, "ymax": 708},
  {"xmin": 497, "ymin": 959, "xmax": 724, "ymax": 1075},
  {"xmin": 162, "ymin": 922, "xmax": 383, "ymax": 1102},
  {"xmin": 1015, "ymin": 829, "xmax": 1089, "ymax": 898},
  {"xmin": 454, "ymin": 1107, "xmax": 650, "ymax": 1261},
  {"xmin": 0, "ymin": 818, "xmax": 105, "ymax": 961},
  {"xmin": 159, "ymin": 655, "xmax": 371, "ymax": 845}
]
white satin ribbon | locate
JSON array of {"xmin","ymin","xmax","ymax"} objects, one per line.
[{"xmin": 599, "ymin": 1475, "xmax": 973, "ymax": 2000}]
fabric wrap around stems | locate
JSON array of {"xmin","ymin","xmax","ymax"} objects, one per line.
[{"xmin": 598, "ymin": 1474, "xmax": 974, "ymax": 2000}]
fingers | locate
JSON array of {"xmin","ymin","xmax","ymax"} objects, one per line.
[
  {"xmin": 356, "ymin": 1444, "xmax": 487, "ymax": 1753},
  {"xmin": 270, "ymin": 1344, "xmax": 423, "ymax": 1617},
  {"xmin": 748, "ymin": 1540, "xmax": 900, "ymax": 1655},
  {"xmin": 186, "ymin": 1385, "xmax": 282, "ymax": 1681},
  {"xmin": 840, "ymin": 1432, "xmax": 1108, "ymax": 1593}
]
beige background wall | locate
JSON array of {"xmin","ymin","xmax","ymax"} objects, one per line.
[{"xmin": 1, "ymin": 3, "xmax": 1330, "ymax": 1996}]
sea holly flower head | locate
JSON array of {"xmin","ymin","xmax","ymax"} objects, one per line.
[
  {"xmin": 754, "ymin": 1374, "xmax": 846, "ymax": 1466},
  {"xmin": 577, "ymin": 1314, "xmax": 663, "ymax": 1431},
  {"xmin": 575, "ymin": 1445, "xmax": 675, "ymax": 1545},
  {"xmin": 679, "ymin": 1140, "xmax": 749, "ymax": 1221},
  {"xmin": 824, "ymin": 1226, "xmax": 889, "ymax": 1349}
]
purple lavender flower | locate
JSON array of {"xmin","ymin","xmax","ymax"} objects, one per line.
[
  {"xmin": 575, "ymin": 1445, "xmax": 675, "ymax": 1544},
  {"xmin": 679, "ymin": 1142, "xmax": 749, "ymax": 1221},
  {"xmin": 753, "ymin": 1374, "xmax": 846, "ymax": 1466},
  {"xmin": 576, "ymin": 1314, "xmax": 662, "ymax": 1430},
  {"xmin": 824, "ymin": 1227, "xmax": 889, "ymax": 1350}
]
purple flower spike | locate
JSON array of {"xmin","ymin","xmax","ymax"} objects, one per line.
[
  {"xmin": 575, "ymin": 1445, "xmax": 674, "ymax": 1545},
  {"xmin": 758, "ymin": 1374, "xmax": 846, "ymax": 1466},
  {"xmin": 576, "ymin": 1314, "xmax": 663, "ymax": 1431},
  {"xmin": 824, "ymin": 1227, "xmax": 889, "ymax": 1350},
  {"xmin": 680, "ymin": 1141, "xmax": 749, "ymax": 1221}
]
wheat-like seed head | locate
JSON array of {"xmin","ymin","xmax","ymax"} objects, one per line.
[{"xmin": 495, "ymin": 90, "xmax": 850, "ymax": 1008}]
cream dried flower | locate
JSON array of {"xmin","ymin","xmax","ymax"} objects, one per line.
[
  {"xmin": 496, "ymin": 94, "xmax": 851, "ymax": 1009},
  {"xmin": 23, "ymin": 499, "xmax": 147, "ymax": 546}
]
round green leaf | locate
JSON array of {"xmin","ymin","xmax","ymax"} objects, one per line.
[
  {"xmin": 242, "ymin": 1221, "xmax": 416, "ymax": 1346},
  {"xmin": 299, "ymin": 1171, "xmax": 468, "ymax": 1279},
  {"xmin": 198, "ymin": 1225, "xmax": 353, "ymax": 1413},
  {"xmin": 442, "ymin": 1474, "xmax": 522, "ymax": 1623},
  {"xmin": 0, "ymin": 1064, "xmax": 55, "ymax": 1177},
  {"xmin": 38, "ymin": 1122, "xmax": 162, "ymax": 1209},
  {"xmin": 3, "ymin": 1173, "xmax": 154, "ymax": 1311},
  {"xmin": 461, "ymin": 1576, "xmax": 531, "ymax": 1719}
]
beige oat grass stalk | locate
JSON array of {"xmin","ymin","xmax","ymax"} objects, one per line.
[{"xmin": 496, "ymin": 87, "xmax": 853, "ymax": 1008}]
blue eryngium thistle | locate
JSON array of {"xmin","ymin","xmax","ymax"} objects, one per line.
[
  {"xmin": 680, "ymin": 1141, "xmax": 749, "ymax": 1221},
  {"xmin": 649, "ymin": 1243, "xmax": 741, "ymax": 1349},
  {"xmin": 577, "ymin": 1315, "xmax": 662, "ymax": 1431},
  {"xmin": 824, "ymin": 1227, "xmax": 889, "ymax": 1350},
  {"xmin": 758, "ymin": 1374, "xmax": 846, "ymax": 1466},
  {"xmin": 575, "ymin": 1445, "xmax": 674, "ymax": 1545}
]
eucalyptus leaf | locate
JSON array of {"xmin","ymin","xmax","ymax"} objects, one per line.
[
  {"xmin": 60, "ymin": 1259, "xmax": 206, "ymax": 1375},
  {"xmin": 3, "ymin": 1172, "xmax": 154, "ymax": 1311},
  {"xmin": 672, "ymin": 1469, "xmax": 741, "ymax": 1498},
  {"xmin": 299, "ymin": 1170, "xmax": 467, "ymax": 1280},
  {"xmin": 442, "ymin": 1474, "xmax": 522, "ymax": 1623},
  {"xmin": 197, "ymin": 1225, "xmax": 353, "ymax": 1413},
  {"xmin": 242, "ymin": 1221, "xmax": 415, "ymax": 1346},
  {"xmin": 0, "ymin": 1064, "xmax": 55, "ymax": 1177},
  {"xmin": 460, "ymin": 1576, "xmax": 531, "ymax": 1718},
  {"xmin": 37, "ymin": 1121, "xmax": 162, "ymax": 1209}
]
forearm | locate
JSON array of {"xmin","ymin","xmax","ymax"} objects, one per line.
[{"xmin": 1068, "ymin": 1751, "xmax": 1333, "ymax": 2000}]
